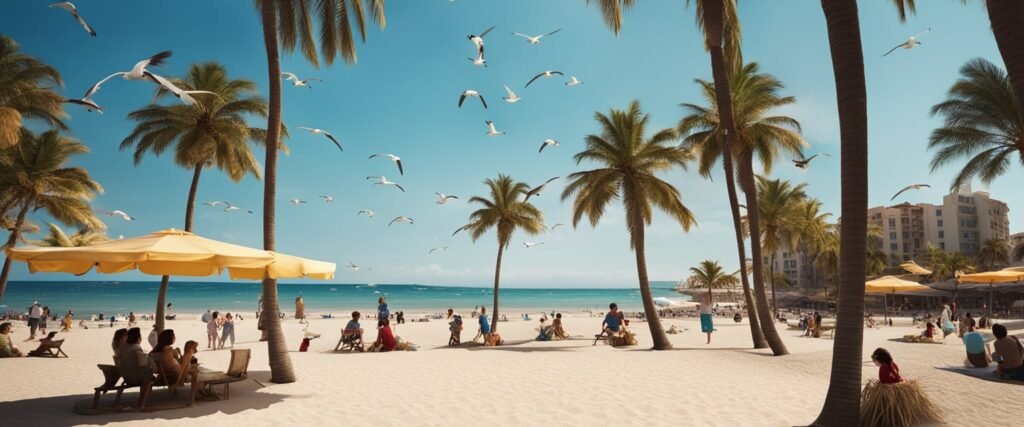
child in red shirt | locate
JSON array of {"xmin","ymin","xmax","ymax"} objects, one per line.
[{"xmin": 872, "ymin": 347, "xmax": 904, "ymax": 384}]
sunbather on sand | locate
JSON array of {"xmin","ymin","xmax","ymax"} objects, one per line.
[
  {"xmin": 28, "ymin": 332, "xmax": 61, "ymax": 356},
  {"xmin": 962, "ymin": 331, "xmax": 991, "ymax": 368},
  {"xmin": 0, "ymin": 322, "xmax": 24, "ymax": 357},
  {"xmin": 150, "ymin": 330, "xmax": 195, "ymax": 385},
  {"xmin": 373, "ymin": 319, "xmax": 397, "ymax": 352},
  {"xmin": 992, "ymin": 323, "xmax": 1024, "ymax": 381},
  {"xmin": 552, "ymin": 313, "xmax": 568, "ymax": 340}
]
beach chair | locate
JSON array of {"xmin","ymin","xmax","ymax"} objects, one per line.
[
  {"xmin": 141, "ymin": 351, "xmax": 195, "ymax": 410},
  {"xmin": 192, "ymin": 349, "xmax": 251, "ymax": 402},
  {"xmin": 335, "ymin": 333, "xmax": 364, "ymax": 352},
  {"xmin": 593, "ymin": 330, "xmax": 611, "ymax": 346},
  {"xmin": 28, "ymin": 339, "xmax": 67, "ymax": 358},
  {"xmin": 92, "ymin": 364, "xmax": 139, "ymax": 409}
]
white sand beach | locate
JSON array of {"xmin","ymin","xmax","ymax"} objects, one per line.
[{"xmin": 1, "ymin": 312, "xmax": 1021, "ymax": 426}]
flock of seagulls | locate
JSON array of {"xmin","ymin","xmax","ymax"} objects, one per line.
[{"xmin": 65, "ymin": 50, "xmax": 216, "ymax": 113}]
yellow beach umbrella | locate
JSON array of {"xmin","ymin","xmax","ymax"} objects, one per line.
[
  {"xmin": 866, "ymin": 276, "xmax": 931, "ymax": 321},
  {"xmin": 958, "ymin": 267, "xmax": 1024, "ymax": 316},
  {"xmin": 6, "ymin": 228, "xmax": 335, "ymax": 279}
]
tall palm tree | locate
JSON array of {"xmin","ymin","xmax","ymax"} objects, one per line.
[
  {"xmin": 752, "ymin": 176, "xmax": 808, "ymax": 317},
  {"xmin": 688, "ymin": 260, "xmax": 739, "ymax": 306},
  {"xmin": 975, "ymin": 238, "xmax": 1010, "ymax": 271},
  {"xmin": 0, "ymin": 129, "xmax": 103, "ymax": 301},
  {"xmin": 679, "ymin": 62, "xmax": 803, "ymax": 356},
  {"xmin": 562, "ymin": 101, "xmax": 696, "ymax": 350},
  {"xmin": 928, "ymin": 58, "xmax": 1022, "ymax": 191},
  {"xmin": 978, "ymin": 1, "xmax": 1024, "ymax": 125},
  {"xmin": 586, "ymin": 0, "xmax": 766, "ymax": 350},
  {"xmin": 32, "ymin": 223, "xmax": 109, "ymax": 247},
  {"xmin": 813, "ymin": 227, "xmax": 840, "ymax": 304},
  {"xmin": 121, "ymin": 61, "xmax": 271, "ymax": 332},
  {"xmin": 461, "ymin": 175, "xmax": 544, "ymax": 333},
  {"xmin": 256, "ymin": 0, "xmax": 385, "ymax": 384},
  {"xmin": 0, "ymin": 35, "xmax": 66, "ymax": 149},
  {"xmin": 814, "ymin": 2, "xmax": 917, "ymax": 423},
  {"xmin": 1013, "ymin": 243, "xmax": 1024, "ymax": 263}
]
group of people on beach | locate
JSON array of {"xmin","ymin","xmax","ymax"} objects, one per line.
[
  {"xmin": 201, "ymin": 309, "xmax": 236, "ymax": 350},
  {"xmin": 110, "ymin": 326, "xmax": 214, "ymax": 406}
]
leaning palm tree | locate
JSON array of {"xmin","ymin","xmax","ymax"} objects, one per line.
[
  {"xmin": 121, "ymin": 61, "xmax": 271, "ymax": 332},
  {"xmin": 0, "ymin": 35, "xmax": 66, "ymax": 149},
  {"xmin": 679, "ymin": 62, "xmax": 803, "ymax": 356},
  {"xmin": 975, "ymin": 238, "xmax": 1010, "ymax": 271},
  {"xmin": 928, "ymin": 58, "xmax": 1023, "ymax": 191},
  {"xmin": 256, "ymin": 0, "xmax": 385, "ymax": 384},
  {"xmin": 814, "ymin": 2, "xmax": 918, "ymax": 423},
  {"xmin": 33, "ymin": 223, "xmax": 109, "ymax": 247},
  {"xmin": 562, "ymin": 100, "xmax": 696, "ymax": 350},
  {"xmin": 1012, "ymin": 243, "xmax": 1024, "ymax": 263},
  {"xmin": 688, "ymin": 260, "xmax": 738, "ymax": 307},
  {"xmin": 752, "ymin": 176, "xmax": 807, "ymax": 317},
  {"xmin": 0, "ymin": 129, "xmax": 104, "ymax": 301},
  {"xmin": 977, "ymin": 1, "xmax": 1024, "ymax": 126},
  {"xmin": 461, "ymin": 175, "xmax": 544, "ymax": 333}
]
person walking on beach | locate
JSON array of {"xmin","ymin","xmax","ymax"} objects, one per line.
[
  {"xmin": 377, "ymin": 296, "xmax": 390, "ymax": 322},
  {"xmin": 219, "ymin": 313, "xmax": 235, "ymax": 349},
  {"xmin": 27, "ymin": 302, "xmax": 42, "ymax": 340},
  {"xmin": 477, "ymin": 306, "xmax": 491, "ymax": 343},
  {"xmin": 700, "ymin": 298, "xmax": 715, "ymax": 344},
  {"xmin": 128, "ymin": 312, "xmax": 137, "ymax": 327},
  {"xmin": 940, "ymin": 304, "xmax": 954, "ymax": 338},
  {"xmin": 206, "ymin": 311, "xmax": 221, "ymax": 349},
  {"xmin": 38, "ymin": 306, "xmax": 50, "ymax": 336}
]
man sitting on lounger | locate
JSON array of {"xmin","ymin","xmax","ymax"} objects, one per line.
[
  {"xmin": 602, "ymin": 303, "xmax": 625, "ymax": 337},
  {"xmin": 0, "ymin": 322, "xmax": 24, "ymax": 357},
  {"xmin": 343, "ymin": 311, "xmax": 363, "ymax": 342}
]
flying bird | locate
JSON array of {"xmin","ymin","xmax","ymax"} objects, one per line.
[
  {"xmin": 502, "ymin": 85, "xmax": 521, "ymax": 103},
  {"xmin": 538, "ymin": 139, "xmax": 559, "ymax": 153},
  {"xmin": 281, "ymin": 72, "xmax": 322, "ymax": 88},
  {"xmin": 145, "ymin": 72, "xmax": 217, "ymax": 106},
  {"xmin": 367, "ymin": 176, "xmax": 405, "ymax": 192},
  {"xmin": 565, "ymin": 76, "xmax": 583, "ymax": 87},
  {"xmin": 793, "ymin": 153, "xmax": 831, "ymax": 169},
  {"xmin": 525, "ymin": 70, "xmax": 565, "ymax": 87},
  {"xmin": 485, "ymin": 120, "xmax": 505, "ymax": 136},
  {"xmin": 204, "ymin": 200, "xmax": 228, "ymax": 207},
  {"xmin": 49, "ymin": 2, "xmax": 97, "ymax": 37},
  {"xmin": 524, "ymin": 177, "xmax": 559, "ymax": 201},
  {"xmin": 297, "ymin": 127, "xmax": 342, "ymax": 151},
  {"xmin": 319, "ymin": 195, "xmax": 335, "ymax": 203},
  {"xmin": 467, "ymin": 25, "xmax": 496, "ymax": 55},
  {"xmin": 512, "ymin": 28, "xmax": 561, "ymax": 45},
  {"xmin": 223, "ymin": 204, "xmax": 253, "ymax": 214},
  {"xmin": 458, "ymin": 90, "xmax": 488, "ymax": 109},
  {"xmin": 435, "ymin": 193, "xmax": 459, "ymax": 205},
  {"xmin": 347, "ymin": 261, "xmax": 361, "ymax": 271},
  {"xmin": 357, "ymin": 209, "xmax": 375, "ymax": 217},
  {"xmin": 890, "ymin": 184, "xmax": 931, "ymax": 201},
  {"xmin": 369, "ymin": 153, "xmax": 404, "ymax": 176},
  {"xmin": 93, "ymin": 51, "xmax": 172, "ymax": 85},
  {"xmin": 64, "ymin": 97, "xmax": 102, "ymax": 114},
  {"xmin": 883, "ymin": 28, "xmax": 930, "ymax": 57},
  {"xmin": 388, "ymin": 216, "xmax": 414, "ymax": 226},
  {"xmin": 523, "ymin": 242, "xmax": 545, "ymax": 248},
  {"xmin": 548, "ymin": 223, "xmax": 565, "ymax": 231},
  {"xmin": 429, "ymin": 246, "xmax": 449, "ymax": 254},
  {"xmin": 467, "ymin": 52, "xmax": 487, "ymax": 68},
  {"xmin": 289, "ymin": 199, "xmax": 307, "ymax": 206},
  {"xmin": 106, "ymin": 210, "xmax": 135, "ymax": 221}
]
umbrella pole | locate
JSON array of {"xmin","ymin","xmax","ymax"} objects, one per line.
[{"xmin": 989, "ymin": 282, "xmax": 993, "ymax": 318}]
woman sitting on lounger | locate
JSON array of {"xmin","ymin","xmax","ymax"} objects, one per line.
[
  {"xmin": 0, "ymin": 322, "xmax": 24, "ymax": 357},
  {"xmin": 150, "ymin": 329, "xmax": 195, "ymax": 385},
  {"xmin": 28, "ymin": 332, "xmax": 61, "ymax": 356},
  {"xmin": 111, "ymin": 328, "xmax": 128, "ymax": 354},
  {"xmin": 552, "ymin": 313, "xmax": 568, "ymax": 340},
  {"xmin": 118, "ymin": 327, "xmax": 154, "ymax": 386}
]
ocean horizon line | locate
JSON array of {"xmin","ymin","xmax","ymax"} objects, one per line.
[{"xmin": 5, "ymin": 279, "xmax": 681, "ymax": 291}]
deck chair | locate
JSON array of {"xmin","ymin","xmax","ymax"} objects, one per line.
[
  {"xmin": 192, "ymin": 349, "xmax": 251, "ymax": 402},
  {"xmin": 593, "ymin": 330, "xmax": 612, "ymax": 346},
  {"xmin": 92, "ymin": 364, "xmax": 138, "ymax": 409},
  {"xmin": 141, "ymin": 349, "xmax": 195, "ymax": 410},
  {"xmin": 28, "ymin": 339, "xmax": 67, "ymax": 358},
  {"xmin": 335, "ymin": 333, "xmax": 364, "ymax": 352}
]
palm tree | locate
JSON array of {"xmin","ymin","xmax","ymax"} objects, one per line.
[
  {"xmin": 813, "ymin": 228, "xmax": 840, "ymax": 304},
  {"xmin": 925, "ymin": 244, "xmax": 976, "ymax": 281},
  {"xmin": 562, "ymin": 100, "xmax": 696, "ymax": 350},
  {"xmin": 814, "ymin": 2, "xmax": 917, "ymax": 423},
  {"xmin": 752, "ymin": 176, "xmax": 807, "ymax": 317},
  {"xmin": 679, "ymin": 62, "xmax": 803, "ymax": 356},
  {"xmin": 1013, "ymin": 243, "xmax": 1024, "ymax": 263},
  {"xmin": 121, "ymin": 61, "xmax": 270, "ymax": 332},
  {"xmin": 688, "ymin": 260, "xmax": 738, "ymax": 307},
  {"xmin": 32, "ymin": 223, "xmax": 109, "ymax": 247},
  {"xmin": 928, "ymin": 58, "xmax": 1022, "ymax": 191},
  {"xmin": 0, "ymin": 35, "xmax": 66, "ymax": 149},
  {"xmin": 461, "ymin": 175, "xmax": 544, "ymax": 333},
  {"xmin": 975, "ymin": 238, "xmax": 1010, "ymax": 271},
  {"xmin": 0, "ymin": 129, "xmax": 103, "ymax": 301},
  {"xmin": 256, "ymin": 0, "xmax": 385, "ymax": 384},
  {"xmin": 979, "ymin": 1, "xmax": 1024, "ymax": 126}
]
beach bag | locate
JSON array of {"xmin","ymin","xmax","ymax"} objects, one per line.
[{"xmin": 611, "ymin": 330, "xmax": 637, "ymax": 347}]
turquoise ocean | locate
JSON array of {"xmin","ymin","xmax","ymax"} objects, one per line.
[{"xmin": 1, "ymin": 281, "xmax": 687, "ymax": 317}]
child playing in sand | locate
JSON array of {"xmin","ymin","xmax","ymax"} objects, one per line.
[
  {"xmin": 872, "ymin": 348, "xmax": 904, "ymax": 384},
  {"xmin": 207, "ymin": 311, "xmax": 221, "ymax": 350}
]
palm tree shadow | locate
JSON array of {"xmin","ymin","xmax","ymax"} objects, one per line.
[{"xmin": 0, "ymin": 371, "xmax": 287, "ymax": 427}]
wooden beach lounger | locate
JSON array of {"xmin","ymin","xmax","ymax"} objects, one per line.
[
  {"xmin": 192, "ymin": 349, "xmax": 251, "ymax": 402},
  {"xmin": 335, "ymin": 333, "xmax": 364, "ymax": 352},
  {"xmin": 593, "ymin": 330, "xmax": 610, "ymax": 346},
  {"xmin": 29, "ymin": 339, "xmax": 68, "ymax": 358},
  {"xmin": 91, "ymin": 364, "xmax": 140, "ymax": 410}
]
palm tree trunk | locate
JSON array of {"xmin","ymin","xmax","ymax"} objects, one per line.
[
  {"xmin": 770, "ymin": 253, "xmax": 778, "ymax": 318},
  {"xmin": 813, "ymin": 0, "xmax": 868, "ymax": 425},
  {"xmin": 491, "ymin": 242, "xmax": 505, "ymax": 334},
  {"xmin": 260, "ymin": 0, "xmax": 295, "ymax": 384},
  {"xmin": 739, "ymin": 154, "xmax": 789, "ymax": 356},
  {"xmin": 624, "ymin": 179, "xmax": 671, "ymax": 350},
  {"xmin": 0, "ymin": 198, "xmax": 31, "ymax": 303},
  {"xmin": 155, "ymin": 164, "xmax": 203, "ymax": 332},
  {"xmin": 985, "ymin": 0, "xmax": 1024, "ymax": 124},
  {"xmin": 702, "ymin": 0, "xmax": 766, "ymax": 349}
]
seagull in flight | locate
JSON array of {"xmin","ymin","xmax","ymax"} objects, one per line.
[
  {"xmin": 281, "ymin": 72, "xmax": 322, "ymax": 88},
  {"xmin": 467, "ymin": 52, "xmax": 487, "ymax": 68},
  {"xmin": 565, "ymin": 76, "xmax": 583, "ymax": 87},
  {"xmin": 502, "ymin": 85, "xmax": 521, "ymax": 104},
  {"xmin": 388, "ymin": 216, "xmax": 414, "ymax": 226},
  {"xmin": 357, "ymin": 209, "xmax": 375, "ymax": 218},
  {"xmin": 890, "ymin": 184, "xmax": 931, "ymax": 201},
  {"xmin": 369, "ymin": 153, "xmax": 404, "ymax": 176},
  {"xmin": 548, "ymin": 223, "xmax": 565, "ymax": 231},
  {"xmin": 204, "ymin": 200, "xmax": 228, "ymax": 207},
  {"xmin": 435, "ymin": 193, "xmax": 459, "ymax": 205},
  {"xmin": 347, "ymin": 261, "xmax": 361, "ymax": 271},
  {"xmin": 289, "ymin": 199, "xmax": 307, "ymax": 206},
  {"xmin": 538, "ymin": 139, "xmax": 559, "ymax": 153},
  {"xmin": 367, "ymin": 176, "xmax": 405, "ymax": 192},
  {"xmin": 458, "ymin": 90, "xmax": 488, "ymax": 109},
  {"xmin": 883, "ymin": 28, "xmax": 930, "ymax": 57},
  {"xmin": 223, "ymin": 203, "xmax": 253, "ymax": 214},
  {"xmin": 525, "ymin": 70, "xmax": 565, "ymax": 87},
  {"xmin": 318, "ymin": 195, "xmax": 335, "ymax": 203},
  {"xmin": 512, "ymin": 29, "xmax": 562, "ymax": 45},
  {"xmin": 429, "ymin": 246, "xmax": 449, "ymax": 254},
  {"xmin": 524, "ymin": 177, "xmax": 559, "ymax": 202},
  {"xmin": 65, "ymin": 96, "xmax": 103, "ymax": 114},
  {"xmin": 106, "ymin": 210, "xmax": 135, "ymax": 221},
  {"xmin": 523, "ymin": 242, "xmax": 545, "ymax": 249},
  {"xmin": 83, "ymin": 51, "xmax": 171, "ymax": 102},
  {"xmin": 50, "ymin": 2, "xmax": 97, "ymax": 37},
  {"xmin": 793, "ymin": 153, "xmax": 830, "ymax": 170},
  {"xmin": 146, "ymin": 72, "xmax": 218, "ymax": 106},
  {"xmin": 467, "ymin": 25, "xmax": 496, "ymax": 55},
  {"xmin": 485, "ymin": 121, "xmax": 505, "ymax": 136},
  {"xmin": 298, "ymin": 127, "xmax": 342, "ymax": 151}
]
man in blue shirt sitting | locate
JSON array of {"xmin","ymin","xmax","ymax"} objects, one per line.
[{"xmin": 602, "ymin": 303, "xmax": 625, "ymax": 337}]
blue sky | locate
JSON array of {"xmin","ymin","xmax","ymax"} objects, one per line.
[{"xmin": 2, "ymin": 1, "xmax": 1020, "ymax": 287}]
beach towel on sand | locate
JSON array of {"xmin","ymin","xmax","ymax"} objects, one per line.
[{"xmin": 935, "ymin": 365, "xmax": 1024, "ymax": 384}]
